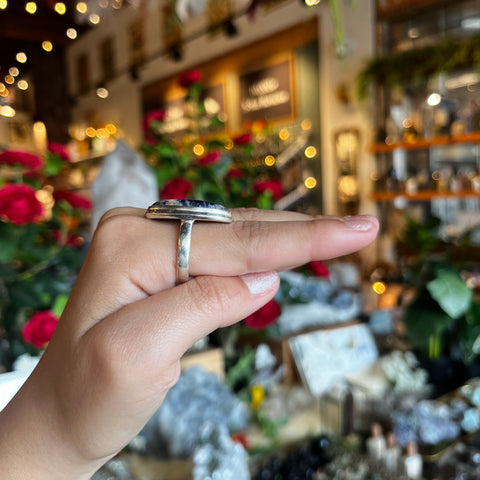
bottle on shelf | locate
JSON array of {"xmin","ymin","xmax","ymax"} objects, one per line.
[
  {"xmin": 366, "ymin": 422, "xmax": 386, "ymax": 461},
  {"xmin": 383, "ymin": 432, "xmax": 401, "ymax": 473},
  {"xmin": 403, "ymin": 441, "xmax": 423, "ymax": 479}
]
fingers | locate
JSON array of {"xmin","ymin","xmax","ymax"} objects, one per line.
[
  {"xmin": 65, "ymin": 207, "xmax": 378, "ymax": 333},
  {"xmin": 55, "ymin": 273, "xmax": 279, "ymax": 460}
]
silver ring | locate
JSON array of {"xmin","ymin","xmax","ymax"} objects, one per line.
[{"xmin": 145, "ymin": 199, "xmax": 233, "ymax": 284}]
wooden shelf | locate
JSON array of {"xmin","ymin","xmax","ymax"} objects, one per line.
[
  {"xmin": 371, "ymin": 190, "xmax": 480, "ymax": 202},
  {"xmin": 369, "ymin": 132, "xmax": 480, "ymax": 154}
]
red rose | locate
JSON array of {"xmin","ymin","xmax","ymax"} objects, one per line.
[
  {"xmin": 233, "ymin": 133, "xmax": 252, "ymax": 146},
  {"xmin": 308, "ymin": 261, "xmax": 330, "ymax": 278},
  {"xmin": 143, "ymin": 109, "xmax": 166, "ymax": 134},
  {"xmin": 52, "ymin": 230, "xmax": 84, "ymax": 247},
  {"xmin": 244, "ymin": 299, "xmax": 281, "ymax": 330},
  {"xmin": 48, "ymin": 142, "xmax": 70, "ymax": 161},
  {"xmin": 160, "ymin": 178, "xmax": 193, "ymax": 199},
  {"xmin": 54, "ymin": 190, "xmax": 92, "ymax": 211},
  {"xmin": 226, "ymin": 168, "xmax": 243, "ymax": 179},
  {"xmin": 254, "ymin": 180, "xmax": 283, "ymax": 201},
  {"xmin": 0, "ymin": 150, "xmax": 43, "ymax": 170},
  {"xmin": 199, "ymin": 150, "xmax": 221, "ymax": 166},
  {"xmin": 178, "ymin": 70, "xmax": 202, "ymax": 88},
  {"xmin": 0, "ymin": 184, "xmax": 43, "ymax": 225},
  {"xmin": 22, "ymin": 311, "xmax": 59, "ymax": 348}
]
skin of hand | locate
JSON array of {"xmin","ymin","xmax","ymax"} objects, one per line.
[{"xmin": 0, "ymin": 207, "xmax": 379, "ymax": 479}]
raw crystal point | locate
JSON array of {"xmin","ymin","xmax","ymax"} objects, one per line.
[
  {"xmin": 136, "ymin": 366, "xmax": 249, "ymax": 458},
  {"xmin": 90, "ymin": 140, "xmax": 158, "ymax": 231},
  {"xmin": 255, "ymin": 343, "xmax": 276, "ymax": 371},
  {"xmin": 193, "ymin": 423, "xmax": 250, "ymax": 480}
]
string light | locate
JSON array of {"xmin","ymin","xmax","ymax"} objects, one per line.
[
  {"xmin": 16, "ymin": 52, "xmax": 27, "ymax": 63},
  {"xmin": 54, "ymin": 2, "xmax": 66, "ymax": 15},
  {"xmin": 193, "ymin": 144, "xmax": 204, "ymax": 156},
  {"xmin": 76, "ymin": 2, "xmax": 87, "ymax": 13},
  {"xmin": 0, "ymin": 0, "xmax": 7, "ymax": 10},
  {"xmin": 304, "ymin": 177, "xmax": 317, "ymax": 189},
  {"xmin": 4, "ymin": 75, "xmax": 14, "ymax": 85},
  {"xmin": 42, "ymin": 41, "xmax": 53, "ymax": 52},
  {"xmin": 304, "ymin": 146, "xmax": 317, "ymax": 158},
  {"xmin": 0, "ymin": 105, "xmax": 16, "ymax": 118},
  {"xmin": 9, "ymin": 67, "xmax": 19, "ymax": 77},
  {"xmin": 25, "ymin": 2, "xmax": 37, "ymax": 14},
  {"xmin": 89, "ymin": 13, "xmax": 100, "ymax": 24},
  {"xmin": 0, "ymin": 83, "xmax": 5, "ymax": 93},
  {"xmin": 18, "ymin": 80, "xmax": 29, "ymax": 90},
  {"xmin": 66, "ymin": 28, "xmax": 77, "ymax": 39},
  {"xmin": 96, "ymin": 87, "xmax": 109, "ymax": 98},
  {"xmin": 279, "ymin": 129, "xmax": 290, "ymax": 141},
  {"xmin": 264, "ymin": 155, "xmax": 276, "ymax": 166}
]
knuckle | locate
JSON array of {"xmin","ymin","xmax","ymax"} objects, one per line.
[{"xmin": 188, "ymin": 276, "xmax": 234, "ymax": 318}]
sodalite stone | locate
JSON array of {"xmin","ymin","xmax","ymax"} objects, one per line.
[
  {"xmin": 193, "ymin": 423, "xmax": 250, "ymax": 480},
  {"xmin": 135, "ymin": 366, "xmax": 249, "ymax": 459},
  {"xmin": 153, "ymin": 199, "xmax": 228, "ymax": 210}
]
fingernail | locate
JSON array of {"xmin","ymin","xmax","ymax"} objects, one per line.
[
  {"xmin": 342, "ymin": 215, "xmax": 377, "ymax": 231},
  {"xmin": 241, "ymin": 271, "xmax": 279, "ymax": 296}
]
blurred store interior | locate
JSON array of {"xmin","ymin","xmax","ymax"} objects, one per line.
[{"xmin": 1, "ymin": 1, "xmax": 480, "ymax": 479}]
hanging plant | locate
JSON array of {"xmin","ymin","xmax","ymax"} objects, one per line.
[{"xmin": 357, "ymin": 35, "xmax": 480, "ymax": 98}]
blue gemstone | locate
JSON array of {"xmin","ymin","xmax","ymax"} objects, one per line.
[{"xmin": 152, "ymin": 199, "xmax": 229, "ymax": 211}]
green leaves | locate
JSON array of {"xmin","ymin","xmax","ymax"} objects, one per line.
[{"xmin": 427, "ymin": 268, "xmax": 472, "ymax": 320}]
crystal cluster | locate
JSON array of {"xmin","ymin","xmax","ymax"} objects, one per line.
[
  {"xmin": 275, "ymin": 271, "xmax": 360, "ymax": 334},
  {"xmin": 380, "ymin": 351, "xmax": 429, "ymax": 394},
  {"xmin": 134, "ymin": 366, "xmax": 249, "ymax": 458},
  {"xmin": 193, "ymin": 423, "xmax": 250, "ymax": 480}
]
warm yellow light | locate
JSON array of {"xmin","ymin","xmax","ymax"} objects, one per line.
[
  {"xmin": 279, "ymin": 129, "xmax": 290, "ymax": 141},
  {"xmin": 99, "ymin": 0, "xmax": 108, "ymax": 7},
  {"xmin": 16, "ymin": 52, "xmax": 27, "ymax": 63},
  {"xmin": 305, "ymin": 176, "xmax": 317, "ymax": 189},
  {"xmin": 0, "ymin": 0, "xmax": 7, "ymax": 10},
  {"xmin": 42, "ymin": 41, "xmax": 53, "ymax": 52},
  {"xmin": 372, "ymin": 282, "xmax": 386, "ymax": 295},
  {"xmin": 301, "ymin": 119, "xmax": 312, "ymax": 131},
  {"xmin": 193, "ymin": 144, "xmax": 204, "ymax": 156},
  {"xmin": 96, "ymin": 128, "xmax": 109, "ymax": 139},
  {"xmin": 25, "ymin": 2, "xmax": 37, "ymax": 14},
  {"xmin": 256, "ymin": 133, "xmax": 266, "ymax": 143},
  {"xmin": 54, "ymin": 2, "xmax": 66, "ymax": 14},
  {"xmin": 264, "ymin": 155, "xmax": 276, "ymax": 167},
  {"xmin": 17, "ymin": 80, "xmax": 28, "ymax": 90},
  {"xmin": 427, "ymin": 92, "xmax": 441, "ymax": 106},
  {"xmin": 0, "ymin": 83, "xmax": 5, "ymax": 93},
  {"xmin": 89, "ymin": 13, "xmax": 100, "ymax": 24},
  {"xmin": 105, "ymin": 123, "xmax": 117, "ymax": 135},
  {"xmin": 305, "ymin": 0, "xmax": 321, "ymax": 5},
  {"xmin": 224, "ymin": 139, "xmax": 234, "ymax": 150},
  {"xmin": 85, "ymin": 127, "xmax": 96, "ymax": 138},
  {"xmin": 4, "ymin": 75, "xmax": 14, "ymax": 85},
  {"xmin": 9, "ymin": 67, "xmax": 19, "ymax": 77},
  {"xmin": 76, "ymin": 1, "xmax": 87, "ymax": 13},
  {"xmin": 96, "ymin": 87, "xmax": 109, "ymax": 99},
  {"xmin": 66, "ymin": 28, "xmax": 77, "ymax": 39},
  {"xmin": 304, "ymin": 146, "xmax": 317, "ymax": 158},
  {"xmin": 0, "ymin": 105, "xmax": 15, "ymax": 117},
  {"xmin": 0, "ymin": 86, "xmax": 8, "ymax": 97}
]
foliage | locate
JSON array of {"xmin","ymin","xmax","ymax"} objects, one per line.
[
  {"xmin": 0, "ymin": 145, "xmax": 88, "ymax": 365},
  {"xmin": 399, "ymin": 215, "xmax": 480, "ymax": 364},
  {"xmin": 140, "ymin": 70, "xmax": 282, "ymax": 210},
  {"xmin": 357, "ymin": 35, "xmax": 480, "ymax": 98}
]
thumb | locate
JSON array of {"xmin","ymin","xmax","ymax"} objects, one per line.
[{"xmin": 86, "ymin": 271, "xmax": 280, "ymax": 372}]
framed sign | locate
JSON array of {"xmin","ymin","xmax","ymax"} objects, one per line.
[
  {"xmin": 289, "ymin": 323, "xmax": 378, "ymax": 397},
  {"xmin": 158, "ymin": 82, "xmax": 226, "ymax": 138},
  {"xmin": 239, "ymin": 59, "xmax": 293, "ymax": 123}
]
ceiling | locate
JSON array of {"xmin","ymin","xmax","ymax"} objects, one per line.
[{"xmin": 0, "ymin": 1, "xmax": 91, "ymax": 78}]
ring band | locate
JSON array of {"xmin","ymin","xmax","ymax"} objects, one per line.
[{"xmin": 145, "ymin": 199, "xmax": 233, "ymax": 284}]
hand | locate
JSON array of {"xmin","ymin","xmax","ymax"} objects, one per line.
[{"xmin": 0, "ymin": 207, "xmax": 379, "ymax": 479}]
